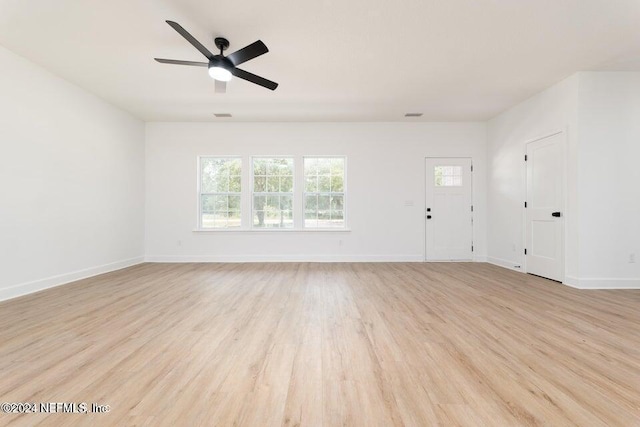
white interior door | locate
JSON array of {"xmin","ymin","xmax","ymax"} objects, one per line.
[
  {"xmin": 526, "ymin": 133, "xmax": 564, "ymax": 281},
  {"xmin": 425, "ymin": 158, "xmax": 473, "ymax": 261}
]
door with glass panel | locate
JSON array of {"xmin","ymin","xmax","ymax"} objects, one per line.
[{"xmin": 425, "ymin": 158, "xmax": 473, "ymax": 261}]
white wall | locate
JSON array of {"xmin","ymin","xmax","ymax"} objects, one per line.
[
  {"xmin": 487, "ymin": 71, "xmax": 640, "ymax": 289},
  {"xmin": 486, "ymin": 75, "xmax": 580, "ymax": 277},
  {"xmin": 576, "ymin": 72, "xmax": 640, "ymax": 288},
  {"xmin": 0, "ymin": 46, "xmax": 145, "ymax": 300},
  {"xmin": 145, "ymin": 122, "xmax": 487, "ymax": 262}
]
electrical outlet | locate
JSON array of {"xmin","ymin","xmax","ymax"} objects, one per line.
[
  {"xmin": 338, "ymin": 240, "xmax": 343, "ymax": 247},
  {"xmin": 177, "ymin": 240, "xmax": 182, "ymax": 247},
  {"xmin": 630, "ymin": 253, "xmax": 636, "ymax": 263}
]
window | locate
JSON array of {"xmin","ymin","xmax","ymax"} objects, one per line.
[
  {"xmin": 304, "ymin": 157, "xmax": 346, "ymax": 228},
  {"xmin": 434, "ymin": 165, "xmax": 463, "ymax": 186},
  {"xmin": 252, "ymin": 157, "xmax": 294, "ymax": 228},
  {"xmin": 199, "ymin": 157, "xmax": 242, "ymax": 228}
]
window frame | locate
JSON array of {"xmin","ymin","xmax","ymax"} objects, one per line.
[
  {"xmin": 302, "ymin": 155, "xmax": 347, "ymax": 230},
  {"xmin": 197, "ymin": 155, "xmax": 243, "ymax": 230},
  {"xmin": 250, "ymin": 155, "xmax": 296, "ymax": 230}
]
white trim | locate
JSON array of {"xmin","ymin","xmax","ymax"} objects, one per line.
[
  {"xmin": 0, "ymin": 256, "xmax": 144, "ymax": 302},
  {"xmin": 563, "ymin": 276, "xmax": 640, "ymax": 290},
  {"xmin": 145, "ymin": 254, "xmax": 424, "ymax": 263},
  {"xmin": 487, "ymin": 256, "xmax": 524, "ymax": 272},
  {"xmin": 523, "ymin": 129, "xmax": 564, "ymax": 145},
  {"xmin": 563, "ymin": 275, "xmax": 581, "ymax": 288},
  {"xmin": 193, "ymin": 228, "xmax": 352, "ymax": 233}
]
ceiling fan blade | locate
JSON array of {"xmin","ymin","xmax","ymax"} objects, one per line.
[
  {"xmin": 215, "ymin": 79, "xmax": 227, "ymax": 93},
  {"xmin": 154, "ymin": 58, "xmax": 208, "ymax": 67},
  {"xmin": 226, "ymin": 40, "xmax": 269, "ymax": 66},
  {"xmin": 166, "ymin": 20, "xmax": 214, "ymax": 61},
  {"xmin": 232, "ymin": 68, "xmax": 278, "ymax": 90}
]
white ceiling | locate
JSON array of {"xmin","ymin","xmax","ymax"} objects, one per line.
[{"xmin": 1, "ymin": 0, "xmax": 640, "ymax": 122}]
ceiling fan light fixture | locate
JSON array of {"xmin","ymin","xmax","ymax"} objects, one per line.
[{"xmin": 208, "ymin": 65, "xmax": 232, "ymax": 81}]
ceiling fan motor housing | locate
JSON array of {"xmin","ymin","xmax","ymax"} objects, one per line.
[{"xmin": 214, "ymin": 37, "xmax": 230, "ymax": 52}]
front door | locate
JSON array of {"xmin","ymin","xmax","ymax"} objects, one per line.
[
  {"xmin": 425, "ymin": 158, "xmax": 473, "ymax": 261},
  {"xmin": 525, "ymin": 133, "xmax": 564, "ymax": 281}
]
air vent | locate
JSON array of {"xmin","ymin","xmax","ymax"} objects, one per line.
[
  {"xmin": 214, "ymin": 113, "xmax": 232, "ymax": 118},
  {"xmin": 404, "ymin": 113, "xmax": 423, "ymax": 117}
]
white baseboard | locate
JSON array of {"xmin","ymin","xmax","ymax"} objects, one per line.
[
  {"xmin": 145, "ymin": 254, "xmax": 426, "ymax": 263},
  {"xmin": 487, "ymin": 256, "xmax": 524, "ymax": 273},
  {"xmin": 563, "ymin": 275, "xmax": 580, "ymax": 288},
  {"xmin": 0, "ymin": 256, "xmax": 145, "ymax": 302},
  {"xmin": 563, "ymin": 276, "xmax": 640, "ymax": 290}
]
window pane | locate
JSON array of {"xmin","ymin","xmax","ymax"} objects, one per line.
[
  {"xmin": 331, "ymin": 195, "xmax": 344, "ymax": 211},
  {"xmin": 318, "ymin": 176, "xmax": 331, "ymax": 192},
  {"xmin": 202, "ymin": 194, "xmax": 215, "ymax": 213},
  {"xmin": 267, "ymin": 195, "xmax": 280, "ymax": 208},
  {"xmin": 254, "ymin": 195, "xmax": 266, "ymax": 208},
  {"xmin": 280, "ymin": 195, "xmax": 293, "ymax": 211},
  {"xmin": 282, "ymin": 158, "xmax": 294, "ymax": 175},
  {"xmin": 267, "ymin": 160, "xmax": 280, "ymax": 175},
  {"xmin": 253, "ymin": 211, "xmax": 265, "ymax": 227},
  {"xmin": 304, "ymin": 176, "xmax": 317, "ymax": 192},
  {"xmin": 305, "ymin": 194, "xmax": 318, "ymax": 211},
  {"xmin": 303, "ymin": 157, "xmax": 346, "ymax": 228},
  {"xmin": 214, "ymin": 195, "xmax": 227, "ymax": 211},
  {"xmin": 199, "ymin": 157, "xmax": 242, "ymax": 229},
  {"xmin": 330, "ymin": 175, "xmax": 343, "ymax": 192},
  {"xmin": 253, "ymin": 159, "xmax": 267, "ymax": 175},
  {"xmin": 228, "ymin": 195, "xmax": 241, "ymax": 210},
  {"xmin": 229, "ymin": 176, "xmax": 241, "ymax": 192},
  {"xmin": 281, "ymin": 176, "xmax": 294, "ymax": 192},
  {"xmin": 252, "ymin": 157, "xmax": 295, "ymax": 228},
  {"xmin": 304, "ymin": 158, "xmax": 318, "ymax": 175},
  {"xmin": 254, "ymin": 176, "xmax": 267, "ymax": 192},
  {"xmin": 434, "ymin": 165, "xmax": 463, "ymax": 187},
  {"xmin": 317, "ymin": 158, "xmax": 331, "ymax": 175},
  {"xmin": 330, "ymin": 158, "xmax": 344, "ymax": 175},
  {"xmin": 267, "ymin": 176, "xmax": 279, "ymax": 192},
  {"xmin": 318, "ymin": 195, "xmax": 330, "ymax": 210}
]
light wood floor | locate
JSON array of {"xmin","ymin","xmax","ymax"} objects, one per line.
[{"xmin": 1, "ymin": 263, "xmax": 639, "ymax": 426}]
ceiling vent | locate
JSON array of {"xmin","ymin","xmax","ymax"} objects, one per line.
[
  {"xmin": 404, "ymin": 113, "xmax": 423, "ymax": 117},
  {"xmin": 214, "ymin": 113, "xmax": 232, "ymax": 118}
]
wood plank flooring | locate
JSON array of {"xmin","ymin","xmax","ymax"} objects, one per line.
[{"xmin": 0, "ymin": 262, "xmax": 639, "ymax": 426}]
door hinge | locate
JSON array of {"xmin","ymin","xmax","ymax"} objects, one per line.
[
  {"xmin": 470, "ymin": 164, "xmax": 474, "ymax": 172},
  {"xmin": 524, "ymin": 248, "xmax": 527, "ymax": 255},
  {"xmin": 524, "ymin": 154, "xmax": 528, "ymax": 161},
  {"xmin": 524, "ymin": 201, "xmax": 527, "ymax": 208},
  {"xmin": 471, "ymin": 205, "xmax": 474, "ymax": 212},
  {"xmin": 471, "ymin": 245, "xmax": 474, "ymax": 252}
]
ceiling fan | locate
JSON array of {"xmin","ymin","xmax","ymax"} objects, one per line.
[{"xmin": 154, "ymin": 20, "xmax": 278, "ymax": 93}]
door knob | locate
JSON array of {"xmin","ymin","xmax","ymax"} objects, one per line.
[{"xmin": 552, "ymin": 212, "xmax": 561, "ymax": 217}]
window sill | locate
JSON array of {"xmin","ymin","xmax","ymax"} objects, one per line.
[{"xmin": 192, "ymin": 228, "xmax": 352, "ymax": 233}]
